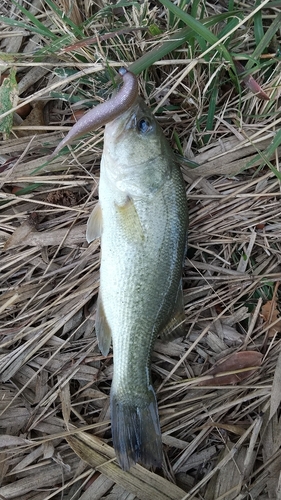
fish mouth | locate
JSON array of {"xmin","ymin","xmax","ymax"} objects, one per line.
[
  {"xmin": 115, "ymin": 114, "xmax": 137, "ymax": 140},
  {"xmin": 106, "ymin": 107, "xmax": 138, "ymax": 140},
  {"xmin": 106, "ymin": 97, "xmax": 149, "ymax": 141}
]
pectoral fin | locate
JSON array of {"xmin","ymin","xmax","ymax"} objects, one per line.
[
  {"xmin": 160, "ymin": 281, "xmax": 186, "ymax": 340},
  {"xmin": 86, "ymin": 202, "xmax": 103, "ymax": 243},
  {"xmin": 115, "ymin": 196, "xmax": 144, "ymax": 242},
  {"xmin": 95, "ymin": 293, "xmax": 111, "ymax": 356}
]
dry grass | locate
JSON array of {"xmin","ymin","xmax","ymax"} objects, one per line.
[{"xmin": 1, "ymin": 0, "xmax": 281, "ymax": 499}]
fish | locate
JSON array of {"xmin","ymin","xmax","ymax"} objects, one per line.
[
  {"xmin": 86, "ymin": 94, "xmax": 188, "ymax": 470},
  {"xmin": 50, "ymin": 68, "xmax": 188, "ymax": 471}
]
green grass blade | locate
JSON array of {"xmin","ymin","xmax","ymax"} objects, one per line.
[
  {"xmin": 173, "ymin": 131, "xmax": 184, "ymax": 156},
  {"xmin": 158, "ymin": 0, "xmax": 233, "ymax": 64},
  {"xmin": 191, "ymin": 0, "xmax": 203, "ymax": 19},
  {"xmin": 129, "ymin": 11, "xmax": 240, "ymax": 75},
  {"xmin": 83, "ymin": 0, "xmax": 139, "ymax": 25},
  {"xmin": 247, "ymin": 12, "xmax": 281, "ymax": 68},
  {"xmin": 10, "ymin": 0, "xmax": 57, "ymax": 39},
  {"xmin": 203, "ymin": 77, "xmax": 218, "ymax": 145},
  {"xmin": 0, "ymin": 15, "xmax": 57, "ymax": 39},
  {"xmin": 245, "ymin": 128, "xmax": 281, "ymax": 180},
  {"xmin": 129, "ymin": 28, "xmax": 191, "ymax": 74},
  {"xmin": 21, "ymin": 184, "xmax": 43, "ymax": 194},
  {"xmin": 44, "ymin": 0, "xmax": 85, "ymax": 37},
  {"xmin": 218, "ymin": 16, "xmax": 241, "ymax": 41},
  {"xmin": 253, "ymin": 0, "xmax": 265, "ymax": 46},
  {"xmin": 32, "ymin": 34, "xmax": 74, "ymax": 58}
]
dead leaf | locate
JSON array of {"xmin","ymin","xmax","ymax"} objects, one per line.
[
  {"xmin": 3, "ymin": 220, "xmax": 37, "ymax": 250},
  {"xmin": 0, "ymin": 435, "xmax": 31, "ymax": 447},
  {"xmin": 61, "ymin": 27, "xmax": 148, "ymax": 52},
  {"xmin": 46, "ymin": 189, "xmax": 77, "ymax": 207},
  {"xmin": 16, "ymin": 101, "xmax": 46, "ymax": 137},
  {"xmin": 261, "ymin": 299, "xmax": 281, "ymax": 337},
  {"xmin": 3, "ymin": 225, "xmax": 86, "ymax": 249},
  {"xmin": 261, "ymin": 410, "xmax": 281, "ymax": 498},
  {"xmin": 16, "ymin": 101, "xmax": 32, "ymax": 118},
  {"xmin": 205, "ymin": 441, "xmax": 247, "ymax": 500},
  {"xmin": 66, "ymin": 430, "xmax": 187, "ymax": 500},
  {"xmin": 198, "ymin": 351, "xmax": 263, "ymax": 386},
  {"xmin": 0, "ymin": 454, "xmax": 81, "ymax": 499},
  {"xmin": 59, "ymin": 378, "xmax": 71, "ymax": 426},
  {"xmin": 84, "ymin": 473, "xmax": 115, "ymax": 498},
  {"xmin": 0, "ymin": 66, "xmax": 18, "ymax": 139},
  {"xmin": 269, "ymin": 349, "xmax": 281, "ymax": 420},
  {"xmin": 193, "ymin": 424, "xmax": 261, "ymax": 498}
]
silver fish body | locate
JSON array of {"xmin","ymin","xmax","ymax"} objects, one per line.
[{"xmin": 87, "ymin": 97, "xmax": 188, "ymax": 470}]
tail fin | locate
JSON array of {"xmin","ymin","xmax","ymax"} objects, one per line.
[{"xmin": 110, "ymin": 385, "xmax": 163, "ymax": 471}]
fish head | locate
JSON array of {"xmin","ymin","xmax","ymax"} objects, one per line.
[
  {"xmin": 102, "ymin": 98, "xmax": 173, "ymax": 197},
  {"xmin": 104, "ymin": 97, "xmax": 165, "ymax": 164}
]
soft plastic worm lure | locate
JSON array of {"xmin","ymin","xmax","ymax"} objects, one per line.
[{"xmin": 49, "ymin": 67, "xmax": 138, "ymax": 159}]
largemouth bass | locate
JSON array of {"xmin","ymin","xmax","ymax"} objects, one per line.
[{"xmin": 87, "ymin": 96, "xmax": 188, "ymax": 470}]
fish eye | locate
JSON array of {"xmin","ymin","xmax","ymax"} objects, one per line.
[{"xmin": 137, "ymin": 118, "xmax": 152, "ymax": 134}]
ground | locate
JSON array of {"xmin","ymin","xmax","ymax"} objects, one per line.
[{"xmin": 0, "ymin": 1, "xmax": 281, "ymax": 499}]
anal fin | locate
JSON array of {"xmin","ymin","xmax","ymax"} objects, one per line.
[{"xmin": 95, "ymin": 293, "xmax": 111, "ymax": 355}]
